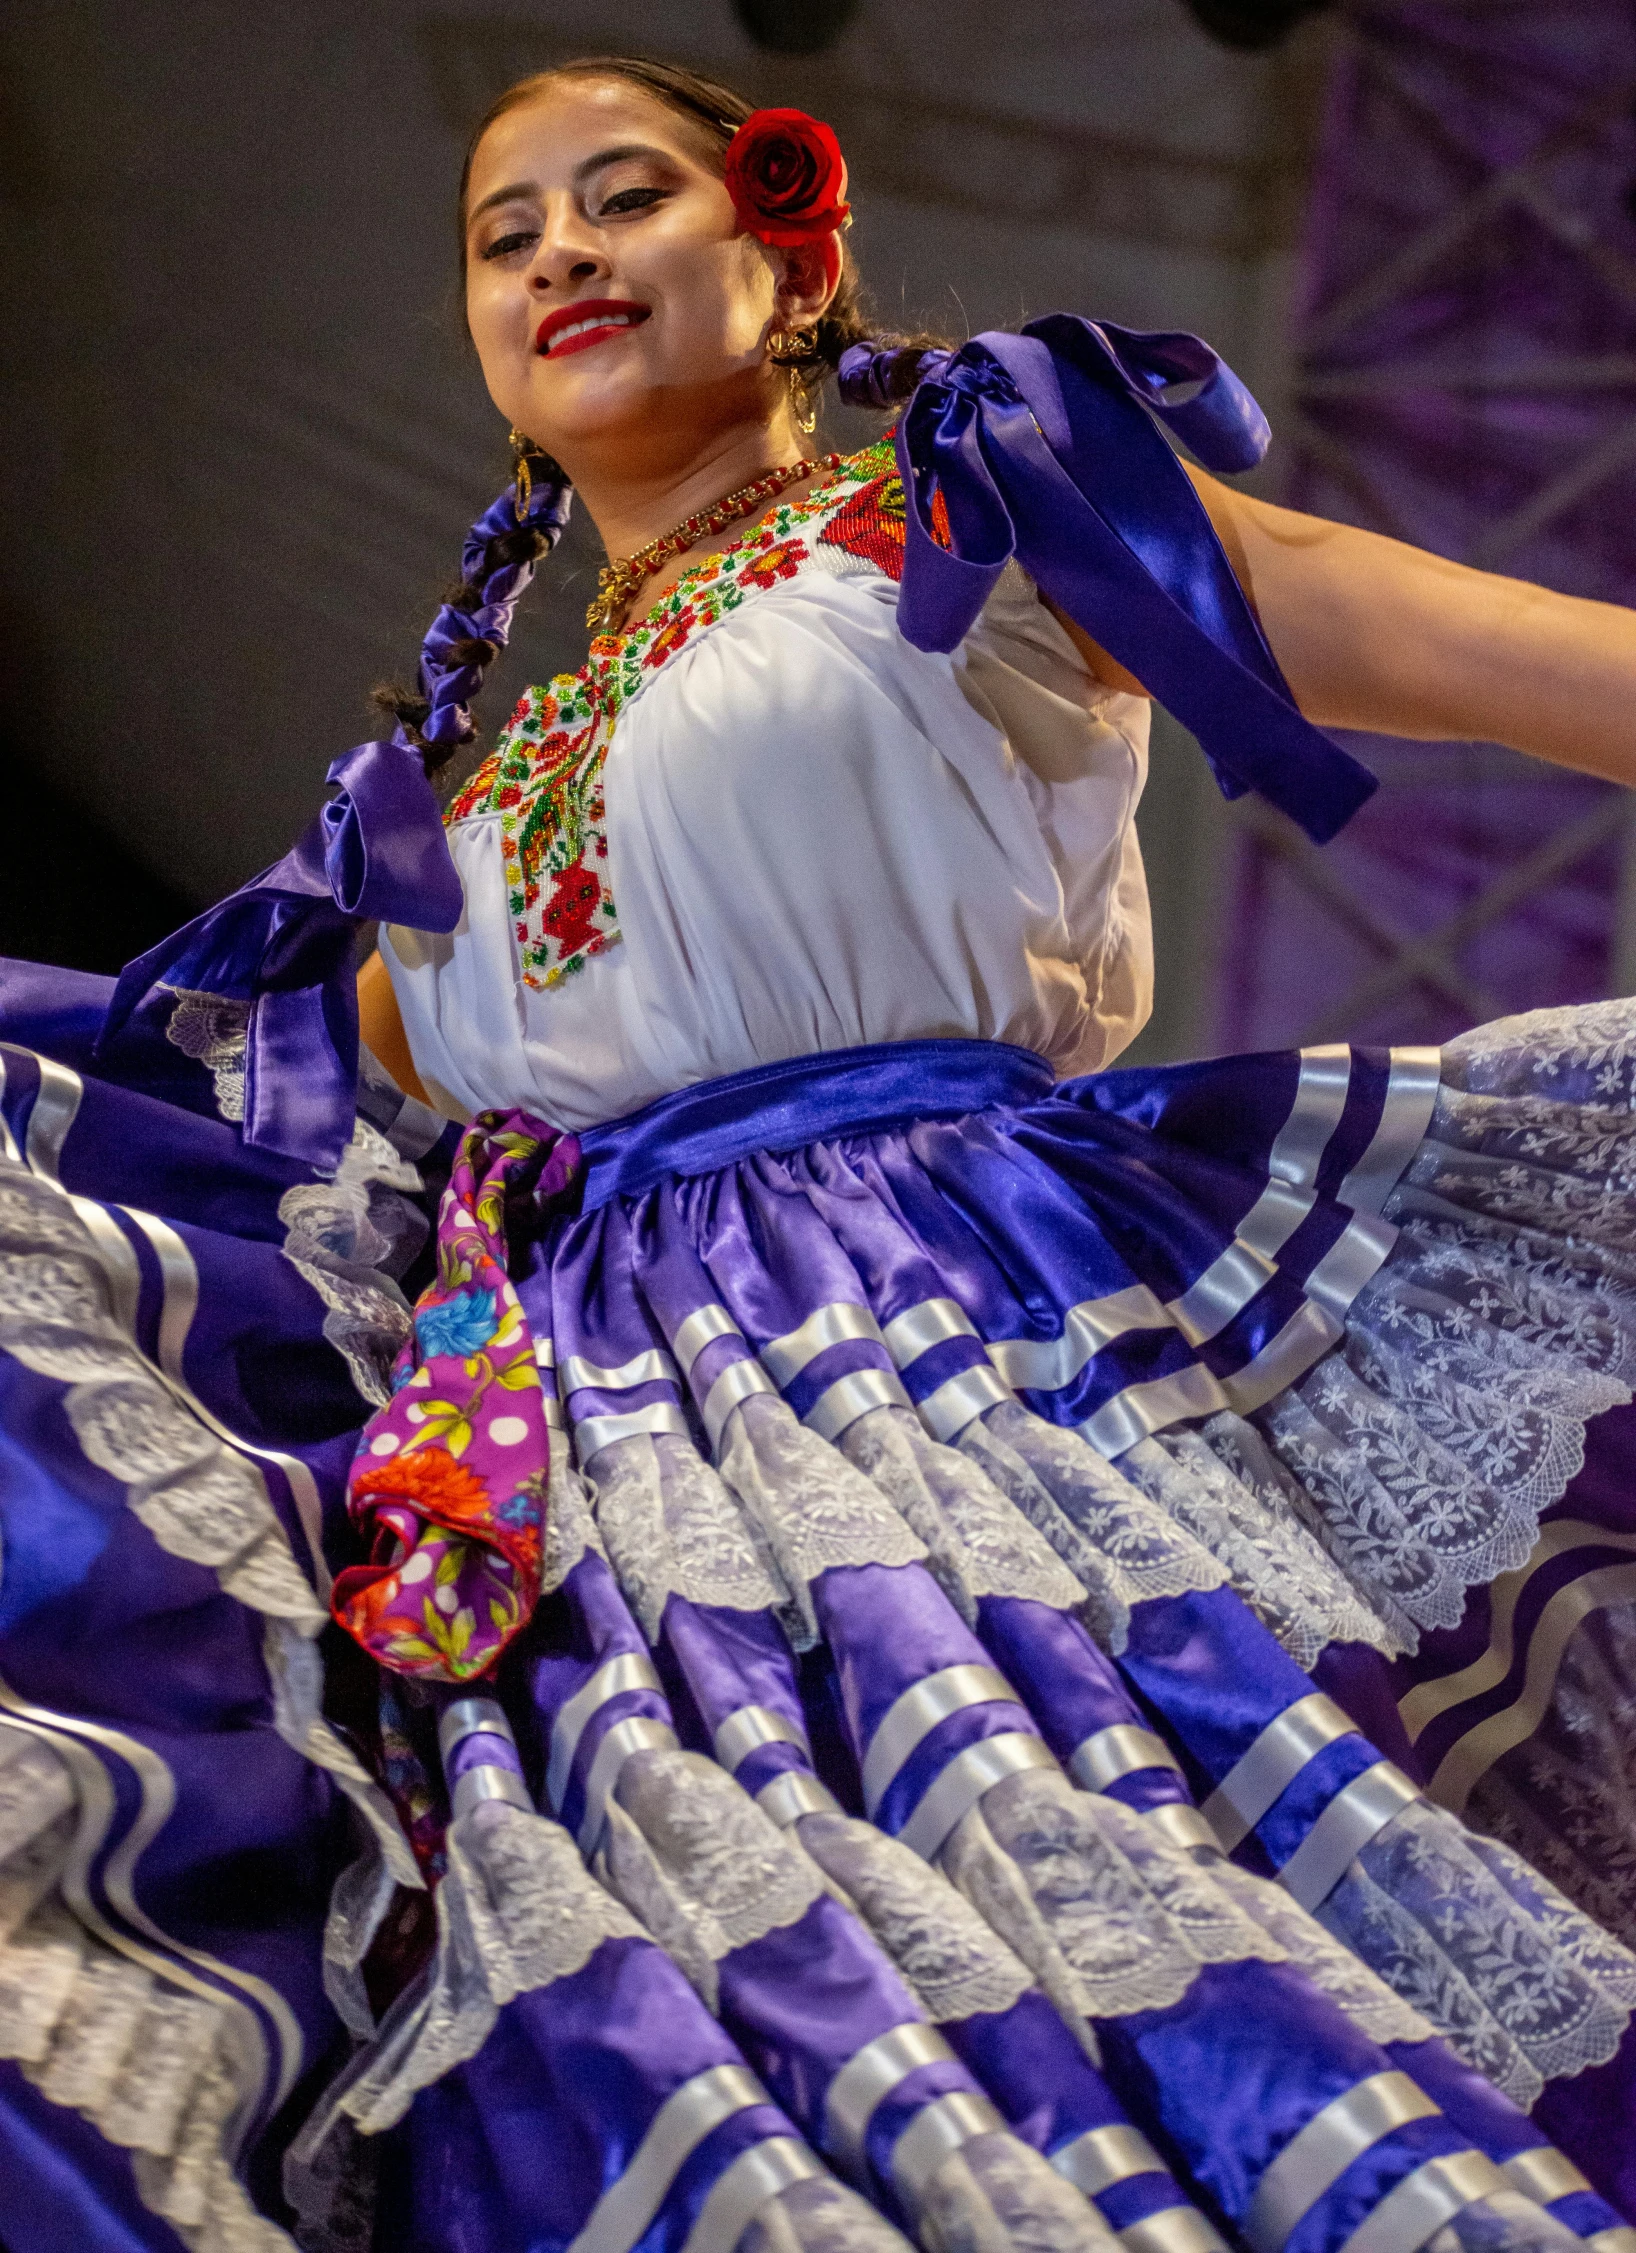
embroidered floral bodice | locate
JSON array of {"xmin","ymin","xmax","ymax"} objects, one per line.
[{"xmin": 384, "ymin": 437, "xmax": 1154, "ymax": 1130}]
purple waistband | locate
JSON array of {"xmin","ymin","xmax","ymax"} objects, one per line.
[{"xmin": 575, "ymin": 1038, "xmax": 1056, "ymax": 1210}]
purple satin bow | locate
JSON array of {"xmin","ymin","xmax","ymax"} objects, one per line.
[
  {"xmin": 840, "ymin": 315, "xmax": 1377, "ymax": 845},
  {"xmin": 99, "ymin": 739, "xmax": 462, "ymax": 1171}
]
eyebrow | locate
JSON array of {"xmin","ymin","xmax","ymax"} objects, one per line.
[{"xmin": 466, "ymin": 144, "xmax": 676, "ymax": 225}]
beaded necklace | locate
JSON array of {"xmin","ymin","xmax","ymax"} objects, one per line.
[{"xmin": 586, "ymin": 452, "xmax": 845, "ymax": 634}]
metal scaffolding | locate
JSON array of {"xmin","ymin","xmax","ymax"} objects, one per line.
[{"xmin": 1213, "ymin": 0, "xmax": 1636, "ymax": 1050}]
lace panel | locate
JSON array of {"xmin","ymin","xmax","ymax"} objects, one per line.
[
  {"xmin": 327, "ymin": 1799, "xmax": 643, "ymax": 2137},
  {"xmin": 0, "ymin": 1842, "xmax": 288, "ymax": 2253},
  {"xmin": 959, "ymin": 1403, "xmax": 1226, "ymax": 1655},
  {"xmin": 792, "ymin": 1811, "xmax": 1037, "ymax": 2029},
  {"xmin": 735, "ymin": 2172, "xmax": 916, "ymax": 2253},
  {"xmin": 1465, "ymin": 1603, "xmax": 1636, "ymax": 1947},
  {"xmin": 585, "ymin": 1429, "xmax": 793, "ymax": 1641},
  {"xmin": 0, "ymin": 1159, "xmax": 421, "ymax": 2246},
  {"xmin": 1197, "ymin": 1854, "xmax": 1435, "ymax": 2052},
  {"xmin": 278, "ymin": 1117, "xmax": 428, "ymax": 1408},
  {"xmin": 917, "ymin": 2130, "xmax": 1120, "ymax": 2253},
  {"xmin": 1126, "ymin": 1425, "xmax": 1394, "ymax": 1669},
  {"xmin": 540, "ymin": 1446, "xmax": 609, "ymax": 1597},
  {"xmin": 1318, "ymin": 1795, "xmax": 1636, "ymax": 2103},
  {"xmin": 595, "ymin": 1748, "xmax": 826, "ymax": 2013},
  {"xmin": 839, "ymin": 1407, "xmax": 1086, "ymax": 1626},
  {"xmin": 938, "ymin": 1768, "xmax": 1282, "ymax": 2032},
  {"xmin": 162, "ymin": 988, "xmax": 251, "ymax": 1122},
  {"xmin": 717, "ymin": 1393, "xmax": 925, "ymax": 1646}
]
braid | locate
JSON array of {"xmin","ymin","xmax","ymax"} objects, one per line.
[
  {"xmin": 773, "ymin": 259, "xmax": 952, "ymax": 418},
  {"xmin": 374, "ymin": 450, "xmax": 572, "ymax": 781}
]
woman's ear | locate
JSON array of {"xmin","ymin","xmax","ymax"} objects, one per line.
[{"xmin": 776, "ymin": 235, "xmax": 843, "ymax": 326}]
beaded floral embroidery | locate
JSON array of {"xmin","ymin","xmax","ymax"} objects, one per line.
[{"xmin": 447, "ymin": 436, "xmax": 904, "ymax": 992}]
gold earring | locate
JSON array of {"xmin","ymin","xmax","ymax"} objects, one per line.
[
  {"xmin": 508, "ymin": 426, "xmax": 534, "ymax": 522},
  {"xmin": 768, "ymin": 328, "xmax": 820, "ymax": 435}
]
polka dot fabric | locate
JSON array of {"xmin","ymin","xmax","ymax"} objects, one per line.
[{"xmin": 332, "ymin": 1109, "xmax": 580, "ymax": 1679}]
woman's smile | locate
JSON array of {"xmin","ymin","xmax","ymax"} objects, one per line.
[{"xmin": 534, "ymin": 298, "xmax": 653, "ymax": 357}]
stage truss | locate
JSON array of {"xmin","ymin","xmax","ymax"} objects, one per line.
[{"xmin": 1214, "ymin": 0, "xmax": 1636, "ymax": 1050}]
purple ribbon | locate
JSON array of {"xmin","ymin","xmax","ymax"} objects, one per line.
[
  {"xmin": 98, "ymin": 739, "xmax": 461, "ymax": 1172},
  {"xmin": 841, "ymin": 316, "xmax": 1378, "ymax": 845}
]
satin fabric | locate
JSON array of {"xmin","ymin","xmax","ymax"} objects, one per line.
[{"xmin": 837, "ymin": 317, "xmax": 1379, "ymax": 844}]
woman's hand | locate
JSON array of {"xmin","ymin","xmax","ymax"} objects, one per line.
[
  {"xmin": 1052, "ymin": 467, "xmax": 1636, "ymax": 787},
  {"xmin": 357, "ymin": 948, "xmax": 432, "ymax": 1107}
]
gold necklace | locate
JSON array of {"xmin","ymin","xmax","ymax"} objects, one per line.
[{"xmin": 587, "ymin": 454, "xmax": 844, "ymax": 635}]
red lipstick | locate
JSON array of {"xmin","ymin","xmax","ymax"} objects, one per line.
[{"xmin": 535, "ymin": 299, "xmax": 651, "ymax": 357}]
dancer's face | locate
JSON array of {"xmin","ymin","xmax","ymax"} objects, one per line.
[{"xmin": 464, "ymin": 79, "xmax": 830, "ymax": 472}]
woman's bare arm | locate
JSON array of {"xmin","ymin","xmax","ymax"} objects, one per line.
[
  {"xmin": 358, "ymin": 948, "xmax": 431, "ymax": 1107},
  {"xmin": 1049, "ymin": 467, "xmax": 1636, "ymax": 785}
]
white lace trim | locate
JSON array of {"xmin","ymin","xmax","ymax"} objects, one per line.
[
  {"xmin": 1315, "ymin": 1796, "xmax": 1636, "ymax": 2108},
  {"xmin": 302, "ymin": 1799, "xmax": 643, "ymax": 2142},
  {"xmin": 838, "ymin": 1407, "xmax": 1085, "ymax": 1627},
  {"xmin": 1465, "ymin": 1603, "xmax": 1636, "ymax": 1950},
  {"xmin": 162, "ymin": 988, "xmax": 250, "ymax": 1124},
  {"xmin": 717, "ymin": 1393, "xmax": 926, "ymax": 1646},
  {"xmin": 916, "ymin": 2129, "xmax": 1118, "ymax": 2252},
  {"xmin": 0, "ymin": 1160, "xmax": 420, "ymax": 2247},
  {"xmin": 540, "ymin": 1445, "xmax": 610, "ymax": 1597},
  {"xmin": 960, "ymin": 1403, "xmax": 1227, "ymax": 1655},
  {"xmin": 939, "ymin": 1768, "xmax": 1283, "ymax": 2037},
  {"xmin": 1197, "ymin": 1853, "xmax": 1435, "ymax": 2052},
  {"xmin": 1241, "ymin": 1008, "xmax": 1636, "ymax": 1655},
  {"xmin": 735, "ymin": 2172, "xmax": 916, "ymax": 2253},
  {"xmin": 1127, "ymin": 1423, "xmax": 1394, "ymax": 1670},
  {"xmin": 791, "ymin": 1810, "xmax": 1037, "ymax": 2029},
  {"xmin": 585, "ymin": 1428, "xmax": 793, "ymax": 1641},
  {"xmin": 0, "ymin": 1725, "xmax": 290, "ymax": 2251},
  {"xmin": 596, "ymin": 1748, "xmax": 825, "ymax": 2016},
  {"xmin": 278, "ymin": 1118, "xmax": 428, "ymax": 1410}
]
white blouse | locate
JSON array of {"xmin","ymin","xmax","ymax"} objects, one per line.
[{"xmin": 383, "ymin": 460, "xmax": 1153, "ymax": 1133}]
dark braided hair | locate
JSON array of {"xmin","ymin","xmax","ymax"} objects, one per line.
[{"xmin": 376, "ymin": 54, "xmax": 947, "ymax": 781}]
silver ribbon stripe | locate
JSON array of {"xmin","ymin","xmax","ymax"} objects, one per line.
[
  {"xmin": 548, "ymin": 1651, "xmax": 664, "ymax": 1809},
  {"xmin": 824, "ymin": 2022, "xmax": 958, "ymax": 2182},
  {"xmin": 762, "ymin": 1302, "xmax": 885, "ymax": 1387},
  {"xmin": 578, "ymin": 1716, "xmax": 679, "ymax": 1853},
  {"xmin": 804, "ymin": 1366, "xmax": 913, "ymax": 1444},
  {"xmin": 439, "ymin": 1694, "xmax": 533, "ymax": 1819},
  {"xmin": 892, "ymin": 2090, "xmax": 1007, "ymax": 2218},
  {"xmin": 1203, "ymin": 1692, "xmax": 1361, "ymax": 1852},
  {"xmin": 899, "ymin": 1734, "xmax": 1060, "ymax": 1862},
  {"xmin": 1145, "ymin": 1804, "xmax": 1225, "ymax": 1854},
  {"xmin": 1278, "ymin": 1763, "xmax": 1422, "ymax": 1912},
  {"xmin": 757, "ymin": 1771, "xmax": 842, "ymax": 1826},
  {"xmin": 560, "ymin": 1346, "xmax": 679, "ymax": 1397},
  {"xmin": 1071, "ymin": 1723, "xmax": 1185, "ymax": 1793},
  {"xmin": 565, "ymin": 2062, "xmax": 770, "ymax": 2253},
  {"xmin": 701, "ymin": 1357, "xmax": 779, "ymax": 1454},
  {"xmin": 681, "ymin": 2137, "xmax": 824, "ymax": 2253},
  {"xmin": 1244, "ymin": 2072, "xmax": 1440, "ymax": 2253},
  {"xmin": 862, "ymin": 1665, "xmax": 1019, "ymax": 1818},
  {"xmin": 1121, "ymin": 2210, "xmax": 1233, "ymax": 2253},
  {"xmin": 669, "ymin": 1303, "xmax": 744, "ymax": 1380},
  {"xmin": 1587, "ymin": 2233, "xmax": 1636, "ymax": 2253},
  {"xmin": 1501, "ymin": 2148, "xmax": 1591, "ymax": 2204},
  {"xmin": 1339, "ymin": 2151, "xmax": 1505, "ymax": 2253},
  {"xmin": 714, "ymin": 1704, "xmax": 811, "ymax": 1775},
  {"xmin": 573, "ymin": 1399, "xmax": 694, "ymax": 1463},
  {"xmin": 1051, "ymin": 2122, "xmax": 1167, "ymax": 2196}
]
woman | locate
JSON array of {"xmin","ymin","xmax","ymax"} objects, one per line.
[{"xmin": 5, "ymin": 50, "xmax": 1636, "ymax": 2253}]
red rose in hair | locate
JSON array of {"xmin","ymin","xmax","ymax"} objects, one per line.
[{"xmin": 724, "ymin": 109, "xmax": 850, "ymax": 247}]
